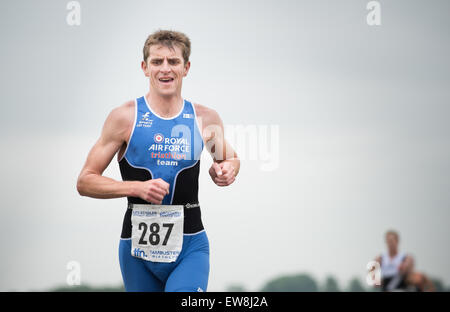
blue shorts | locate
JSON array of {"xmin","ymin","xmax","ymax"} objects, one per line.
[{"xmin": 119, "ymin": 230, "xmax": 210, "ymax": 292}]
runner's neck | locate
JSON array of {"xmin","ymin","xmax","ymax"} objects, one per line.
[
  {"xmin": 388, "ymin": 250, "xmax": 398, "ymax": 259},
  {"xmin": 146, "ymin": 93, "xmax": 183, "ymax": 118}
]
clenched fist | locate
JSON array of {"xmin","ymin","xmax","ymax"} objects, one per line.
[
  {"xmin": 136, "ymin": 178, "xmax": 170, "ymax": 204},
  {"xmin": 209, "ymin": 162, "xmax": 236, "ymax": 187}
]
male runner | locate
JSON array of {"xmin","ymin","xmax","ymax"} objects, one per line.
[
  {"xmin": 373, "ymin": 230, "xmax": 435, "ymax": 292},
  {"xmin": 76, "ymin": 30, "xmax": 240, "ymax": 292}
]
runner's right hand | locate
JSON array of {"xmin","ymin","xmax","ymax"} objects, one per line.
[{"xmin": 137, "ymin": 178, "xmax": 170, "ymax": 204}]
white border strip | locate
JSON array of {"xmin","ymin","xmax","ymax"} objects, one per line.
[
  {"xmin": 144, "ymin": 95, "xmax": 185, "ymax": 120},
  {"xmin": 183, "ymin": 229, "xmax": 206, "ymax": 236}
]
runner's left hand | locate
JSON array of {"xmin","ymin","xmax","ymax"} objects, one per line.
[
  {"xmin": 398, "ymin": 263, "xmax": 408, "ymax": 275},
  {"xmin": 209, "ymin": 161, "xmax": 236, "ymax": 187}
]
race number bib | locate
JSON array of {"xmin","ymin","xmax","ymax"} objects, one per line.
[{"xmin": 131, "ymin": 204, "xmax": 184, "ymax": 263}]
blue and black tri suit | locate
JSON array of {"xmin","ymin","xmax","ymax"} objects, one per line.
[{"xmin": 118, "ymin": 95, "xmax": 209, "ymax": 292}]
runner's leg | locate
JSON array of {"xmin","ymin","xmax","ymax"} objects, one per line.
[
  {"xmin": 119, "ymin": 239, "xmax": 164, "ymax": 292},
  {"xmin": 165, "ymin": 231, "xmax": 210, "ymax": 292}
]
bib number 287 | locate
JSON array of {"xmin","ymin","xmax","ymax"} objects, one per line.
[
  {"xmin": 138, "ymin": 222, "xmax": 174, "ymax": 246},
  {"xmin": 131, "ymin": 204, "xmax": 183, "ymax": 263}
]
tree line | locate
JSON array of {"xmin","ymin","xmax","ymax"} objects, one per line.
[{"xmin": 46, "ymin": 273, "xmax": 450, "ymax": 292}]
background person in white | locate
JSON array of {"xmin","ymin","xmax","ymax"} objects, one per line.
[{"xmin": 374, "ymin": 230, "xmax": 435, "ymax": 291}]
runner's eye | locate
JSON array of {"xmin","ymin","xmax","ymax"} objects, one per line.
[{"xmin": 168, "ymin": 59, "xmax": 180, "ymax": 65}]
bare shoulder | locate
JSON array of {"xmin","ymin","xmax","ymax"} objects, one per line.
[
  {"xmin": 193, "ymin": 103, "xmax": 222, "ymax": 127},
  {"xmin": 109, "ymin": 100, "xmax": 135, "ymax": 123},
  {"xmin": 102, "ymin": 100, "xmax": 135, "ymax": 141}
]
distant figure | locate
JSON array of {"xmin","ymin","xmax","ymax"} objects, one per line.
[{"xmin": 373, "ymin": 230, "xmax": 435, "ymax": 292}]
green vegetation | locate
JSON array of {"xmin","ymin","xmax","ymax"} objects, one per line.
[
  {"xmin": 46, "ymin": 274, "xmax": 449, "ymax": 292},
  {"xmin": 49, "ymin": 284, "xmax": 125, "ymax": 292},
  {"xmin": 260, "ymin": 273, "xmax": 318, "ymax": 292},
  {"xmin": 225, "ymin": 284, "xmax": 247, "ymax": 292},
  {"xmin": 346, "ymin": 277, "xmax": 366, "ymax": 292},
  {"xmin": 322, "ymin": 275, "xmax": 340, "ymax": 292}
]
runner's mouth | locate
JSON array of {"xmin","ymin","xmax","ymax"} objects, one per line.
[{"xmin": 159, "ymin": 77, "xmax": 174, "ymax": 84}]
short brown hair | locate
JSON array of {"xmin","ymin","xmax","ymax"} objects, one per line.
[
  {"xmin": 385, "ymin": 230, "xmax": 399, "ymax": 242},
  {"xmin": 143, "ymin": 29, "xmax": 191, "ymax": 64}
]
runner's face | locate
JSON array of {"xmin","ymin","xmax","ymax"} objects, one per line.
[
  {"xmin": 386, "ymin": 234, "xmax": 398, "ymax": 251},
  {"xmin": 143, "ymin": 44, "xmax": 190, "ymax": 97}
]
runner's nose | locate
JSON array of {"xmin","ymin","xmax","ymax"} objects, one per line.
[{"xmin": 160, "ymin": 59, "xmax": 171, "ymax": 73}]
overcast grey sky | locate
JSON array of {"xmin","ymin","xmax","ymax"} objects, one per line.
[{"xmin": 0, "ymin": 0, "xmax": 449, "ymax": 291}]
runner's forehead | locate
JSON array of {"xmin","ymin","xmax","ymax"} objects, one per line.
[{"xmin": 149, "ymin": 45, "xmax": 183, "ymax": 60}]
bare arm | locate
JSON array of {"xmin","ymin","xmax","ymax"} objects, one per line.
[
  {"xmin": 399, "ymin": 254, "xmax": 415, "ymax": 275},
  {"xmin": 76, "ymin": 102, "xmax": 169, "ymax": 202},
  {"xmin": 198, "ymin": 105, "xmax": 240, "ymax": 186},
  {"xmin": 374, "ymin": 255, "xmax": 382, "ymax": 265},
  {"xmin": 77, "ymin": 103, "xmax": 136, "ymax": 198}
]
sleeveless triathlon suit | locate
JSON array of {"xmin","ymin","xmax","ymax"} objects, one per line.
[
  {"xmin": 117, "ymin": 95, "xmax": 209, "ymax": 292},
  {"xmin": 380, "ymin": 252, "xmax": 408, "ymax": 291}
]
